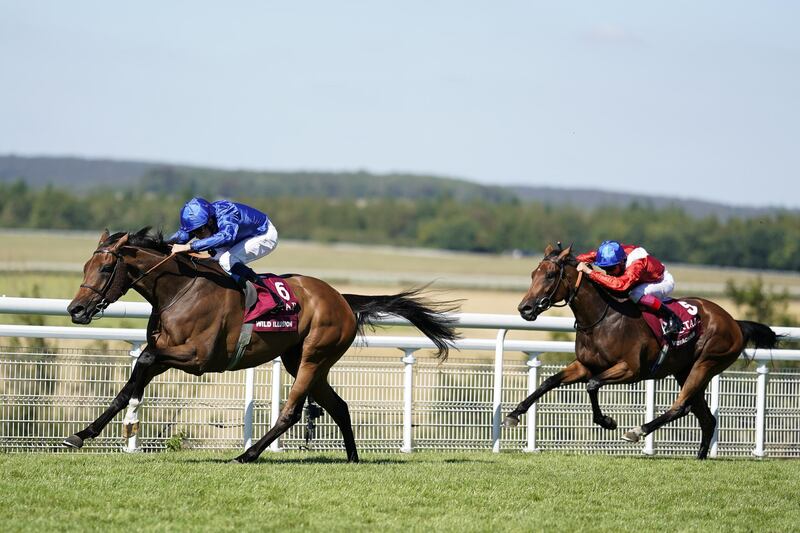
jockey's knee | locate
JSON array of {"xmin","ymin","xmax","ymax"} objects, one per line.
[{"xmin": 217, "ymin": 254, "xmax": 233, "ymax": 273}]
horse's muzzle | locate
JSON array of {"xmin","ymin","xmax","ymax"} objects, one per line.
[
  {"xmin": 67, "ymin": 303, "xmax": 93, "ymax": 324},
  {"xmin": 517, "ymin": 302, "xmax": 540, "ymax": 322}
]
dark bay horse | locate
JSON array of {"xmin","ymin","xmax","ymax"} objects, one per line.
[
  {"xmin": 65, "ymin": 228, "xmax": 459, "ymax": 462},
  {"xmin": 505, "ymin": 243, "xmax": 779, "ymax": 459}
]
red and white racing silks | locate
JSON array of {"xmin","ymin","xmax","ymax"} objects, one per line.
[{"xmin": 577, "ymin": 244, "xmax": 666, "ymax": 293}]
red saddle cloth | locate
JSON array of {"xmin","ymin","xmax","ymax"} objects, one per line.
[
  {"xmin": 242, "ymin": 274, "xmax": 300, "ymax": 332},
  {"xmin": 642, "ymin": 299, "xmax": 702, "ymax": 348}
]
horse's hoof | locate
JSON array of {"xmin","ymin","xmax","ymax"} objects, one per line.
[
  {"xmin": 230, "ymin": 454, "xmax": 254, "ymax": 464},
  {"xmin": 503, "ymin": 416, "xmax": 520, "ymax": 428},
  {"xmin": 62, "ymin": 435, "xmax": 84, "ymax": 449},
  {"xmin": 622, "ymin": 429, "xmax": 641, "ymax": 443}
]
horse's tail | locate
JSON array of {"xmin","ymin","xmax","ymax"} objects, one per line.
[
  {"xmin": 737, "ymin": 320, "xmax": 781, "ymax": 360},
  {"xmin": 343, "ymin": 288, "xmax": 461, "ymax": 360}
]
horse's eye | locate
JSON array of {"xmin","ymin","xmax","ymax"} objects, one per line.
[
  {"xmin": 100, "ymin": 264, "xmax": 114, "ymax": 273},
  {"xmin": 545, "ymin": 271, "xmax": 556, "ymax": 280}
]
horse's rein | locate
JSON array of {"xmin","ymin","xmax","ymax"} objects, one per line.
[{"xmin": 129, "ymin": 253, "xmax": 176, "ymax": 287}]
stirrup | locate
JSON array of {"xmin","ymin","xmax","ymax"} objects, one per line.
[{"xmin": 650, "ymin": 343, "xmax": 670, "ymax": 374}]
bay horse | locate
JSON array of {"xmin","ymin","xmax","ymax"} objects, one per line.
[
  {"xmin": 65, "ymin": 228, "xmax": 459, "ymax": 463},
  {"xmin": 504, "ymin": 243, "xmax": 779, "ymax": 459}
]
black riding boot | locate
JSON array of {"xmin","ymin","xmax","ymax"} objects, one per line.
[
  {"xmin": 230, "ymin": 262, "xmax": 259, "ymax": 288},
  {"xmin": 230, "ymin": 263, "xmax": 286, "ymax": 312},
  {"xmin": 657, "ymin": 305, "xmax": 683, "ymax": 345}
]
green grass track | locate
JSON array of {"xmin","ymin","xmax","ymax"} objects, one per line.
[{"xmin": 2, "ymin": 451, "xmax": 798, "ymax": 532}]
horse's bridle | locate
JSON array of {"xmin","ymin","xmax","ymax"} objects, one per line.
[
  {"xmin": 80, "ymin": 245, "xmax": 201, "ymax": 319},
  {"xmin": 534, "ymin": 259, "xmax": 610, "ymax": 331},
  {"xmin": 535, "ymin": 258, "xmax": 582, "ymax": 312},
  {"xmin": 79, "ymin": 249, "xmax": 125, "ymax": 318}
]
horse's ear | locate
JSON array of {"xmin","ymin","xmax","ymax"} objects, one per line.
[
  {"xmin": 111, "ymin": 233, "xmax": 129, "ymax": 250},
  {"xmin": 135, "ymin": 226, "xmax": 151, "ymax": 238},
  {"xmin": 557, "ymin": 244, "xmax": 573, "ymax": 262},
  {"xmin": 99, "ymin": 229, "xmax": 110, "ymax": 245},
  {"xmin": 544, "ymin": 243, "xmax": 555, "ymax": 256}
]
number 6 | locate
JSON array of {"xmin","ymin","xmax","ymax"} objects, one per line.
[{"xmin": 274, "ymin": 281, "xmax": 290, "ymax": 301}]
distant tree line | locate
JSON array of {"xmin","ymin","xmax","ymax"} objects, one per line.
[{"xmin": 1, "ymin": 180, "xmax": 798, "ymax": 271}]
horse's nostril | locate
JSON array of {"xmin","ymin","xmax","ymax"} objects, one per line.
[{"xmin": 69, "ymin": 305, "xmax": 84, "ymax": 316}]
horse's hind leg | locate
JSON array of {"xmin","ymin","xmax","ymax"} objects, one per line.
[
  {"xmin": 622, "ymin": 360, "xmax": 719, "ymax": 454},
  {"xmin": 689, "ymin": 395, "xmax": 716, "ymax": 459},
  {"xmin": 504, "ymin": 359, "xmax": 590, "ymax": 427},
  {"xmin": 311, "ymin": 380, "xmax": 358, "ymax": 462},
  {"xmin": 233, "ymin": 360, "xmax": 318, "ymax": 463},
  {"xmin": 671, "ymin": 368, "xmax": 716, "ymax": 460},
  {"xmin": 281, "ymin": 345, "xmax": 357, "ymax": 462}
]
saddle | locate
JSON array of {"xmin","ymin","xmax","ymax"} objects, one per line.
[
  {"xmin": 229, "ymin": 274, "xmax": 301, "ymax": 370},
  {"xmin": 242, "ymin": 274, "xmax": 300, "ymax": 332},
  {"xmin": 641, "ymin": 299, "xmax": 702, "ymax": 349}
]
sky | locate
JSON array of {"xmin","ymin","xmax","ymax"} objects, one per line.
[{"xmin": 1, "ymin": 1, "xmax": 799, "ymax": 208}]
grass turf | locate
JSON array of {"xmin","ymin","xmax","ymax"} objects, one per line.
[{"xmin": 1, "ymin": 451, "xmax": 798, "ymax": 532}]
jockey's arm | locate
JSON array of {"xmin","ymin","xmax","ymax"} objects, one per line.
[
  {"xmin": 576, "ymin": 250, "xmax": 597, "ymax": 263},
  {"xmin": 189, "ymin": 203, "xmax": 241, "ymax": 252},
  {"xmin": 588, "ymin": 261, "xmax": 646, "ymax": 292}
]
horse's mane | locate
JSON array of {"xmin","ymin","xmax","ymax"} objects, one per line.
[{"xmin": 102, "ymin": 227, "xmax": 172, "ymax": 255}]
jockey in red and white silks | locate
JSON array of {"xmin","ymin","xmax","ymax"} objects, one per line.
[{"xmin": 576, "ymin": 240, "xmax": 681, "ymax": 341}]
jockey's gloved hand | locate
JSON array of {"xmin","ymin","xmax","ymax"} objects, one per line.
[{"xmin": 171, "ymin": 243, "xmax": 192, "ymax": 254}]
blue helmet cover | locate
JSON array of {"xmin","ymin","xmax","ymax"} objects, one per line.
[
  {"xmin": 179, "ymin": 197, "xmax": 213, "ymax": 233},
  {"xmin": 594, "ymin": 240, "xmax": 627, "ymax": 268}
]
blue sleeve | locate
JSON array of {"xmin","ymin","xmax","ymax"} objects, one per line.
[
  {"xmin": 167, "ymin": 230, "xmax": 191, "ymax": 244},
  {"xmin": 189, "ymin": 201, "xmax": 241, "ymax": 251}
]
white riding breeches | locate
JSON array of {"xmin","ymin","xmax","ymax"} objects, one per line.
[
  {"xmin": 215, "ymin": 221, "xmax": 278, "ymax": 273},
  {"xmin": 629, "ymin": 270, "xmax": 675, "ymax": 303}
]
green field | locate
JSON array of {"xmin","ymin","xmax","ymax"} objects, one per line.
[{"xmin": 1, "ymin": 451, "xmax": 798, "ymax": 532}]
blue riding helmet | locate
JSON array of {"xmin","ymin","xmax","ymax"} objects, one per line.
[
  {"xmin": 179, "ymin": 198, "xmax": 213, "ymax": 233},
  {"xmin": 594, "ymin": 240, "xmax": 627, "ymax": 268}
]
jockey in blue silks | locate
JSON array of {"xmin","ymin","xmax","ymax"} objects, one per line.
[{"xmin": 167, "ymin": 198, "xmax": 278, "ymax": 288}]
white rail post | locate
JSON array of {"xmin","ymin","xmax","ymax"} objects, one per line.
[
  {"xmin": 523, "ymin": 352, "xmax": 541, "ymax": 453},
  {"xmin": 269, "ymin": 358, "xmax": 283, "ymax": 452},
  {"xmin": 643, "ymin": 379, "xmax": 656, "ymax": 456},
  {"xmin": 709, "ymin": 374, "xmax": 721, "ymax": 458},
  {"xmin": 753, "ymin": 364, "xmax": 769, "ymax": 458},
  {"xmin": 243, "ymin": 367, "xmax": 255, "ymax": 449},
  {"xmin": 491, "ymin": 329, "xmax": 508, "ymax": 453},
  {"xmin": 122, "ymin": 342, "xmax": 145, "ymax": 453},
  {"xmin": 400, "ymin": 348, "xmax": 417, "ymax": 453}
]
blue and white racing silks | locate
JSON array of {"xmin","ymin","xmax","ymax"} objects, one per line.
[{"xmin": 168, "ymin": 199, "xmax": 271, "ymax": 253}]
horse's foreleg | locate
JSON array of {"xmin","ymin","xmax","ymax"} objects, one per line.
[
  {"xmin": 63, "ymin": 350, "xmax": 162, "ymax": 449},
  {"xmin": 232, "ymin": 361, "xmax": 319, "ymax": 464},
  {"xmin": 623, "ymin": 360, "xmax": 717, "ymax": 451},
  {"xmin": 504, "ymin": 359, "xmax": 590, "ymax": 427},
  {"xmin": 586, "ymin": 361, "xmax": 636, "ymax": 430}
]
